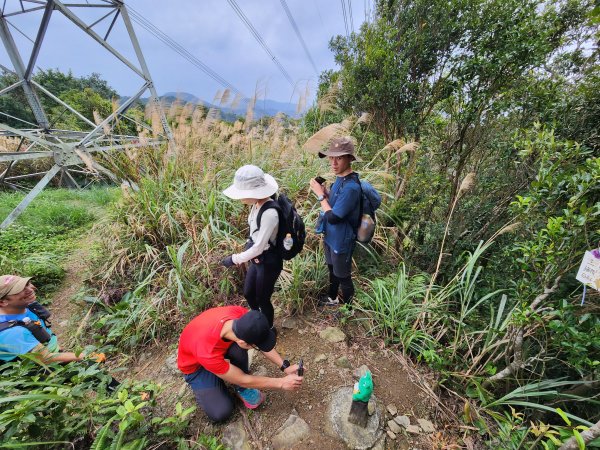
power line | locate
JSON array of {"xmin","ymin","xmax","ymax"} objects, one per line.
[
  {"xmin": 126, "ymin": 6, "xmax": 242, "ymax": 96},
  {"xmin": 340, "ymin": 0, "xmax": 349, "ymax": 37},
  {"xmin": 226, "ymin": 0, "xmax": 294, "ymax": 86},
  {"xmin": 279, "ymin": 0, "xmax": 319, "ymax": 76},
  {"xmin": 347, "ymin": 0, "xmax": 354, "ymax": 33}
]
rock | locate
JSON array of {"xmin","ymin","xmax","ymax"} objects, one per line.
[
  {"xmin": 253, "ymin": 365, "xmax": 268, "ymax": 377},
  {"xmin": 372, "ymin": 435, "xmax": 387, "ymax": 449},
  {"xmin": 368, "ymin": 399, "xmax": 376, "ymax": 416},
  {"xmin": 248, "ymin": 349, "xmax": 257, "ymax": 367},
  {"xmin": 394, "ymin": 415, "xmax": 411, "ymax": 428},
  {"xmin": 406, "ymin": 424, "xmax": 421, "ymax": 434},
  {"xmin": 59, "ymin": 320, "xmax": 68, "ymax": 327},
  {"xmin": 335, "ymin": 356, "xmax": 351, "ymax": 368},
  {"xmin": 314, "ymin": 353, "xmax": 328, "ymax": 364},
  {"xmin": 386, "ymin": 404, "xmax": 398, "ymax": 416},
  {"xmin": 164, "ymin": 352, "xmax": 180, "ymax": 375},
  {"xmin": 221, "ymin": 419, "xmax": 251, "ymax": 450},
  {"xmin": 417, "ymin": 418, "xmax": 435, "ymax": 433},
  {"xmin": 271, "ymin": 410, "xmax": 310, "ymax": 449},
  {"xmin": 352, "ymin": 364, "xmax": 370, "ymax": 379},
  {"xmin": 281, "ymin": 317, "xmax": 298, "ymax": 329},
  {"xmin": 319, "ymin": 369, "xmax": 325, "ymax": 375},
  {"xmin": 387, "ymin": 430, "xmax": 397, "ymax": 440},
  {"xmin": 319, "ymin": 326, "xmax": 346, "ymax": 343},
  {"xmin": 388, "ymin": 420, "xmax": 401, "ymax": 434},
  {"xmin": 324, "ymin": 386, "xmax": 383, "ymax": 449}
]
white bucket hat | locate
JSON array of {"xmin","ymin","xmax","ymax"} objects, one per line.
[{"xmin": 223, "ymin": 165, "xmax": 278, "ymax": 200}]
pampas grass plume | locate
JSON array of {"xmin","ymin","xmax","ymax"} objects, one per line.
[{"xmin": 458, "ymin": 172, "xmax": 476, "ymax": 195}]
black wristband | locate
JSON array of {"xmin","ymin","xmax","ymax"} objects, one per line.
[{"xmin": 280, "ymin": 359, "xmax": 290, "ymax": 372}]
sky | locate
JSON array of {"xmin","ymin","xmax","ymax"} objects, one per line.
[{"xmin": 1, "ymin": 0, "xmax": 372, "ymax": 106}]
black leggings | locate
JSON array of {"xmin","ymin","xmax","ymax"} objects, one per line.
[
  {"xmin": 327, "ymin": 264, "xmax": 355, "ymax": 302},
  {"xmin": 243, "ymin": 254, "xmax": 283, "ymax": 327}
]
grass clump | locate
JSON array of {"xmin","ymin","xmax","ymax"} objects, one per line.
[{"xmin": 0, "ymin": 187, "xmax": 116, "ymax": 292}]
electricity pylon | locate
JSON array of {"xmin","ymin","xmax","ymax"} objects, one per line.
[{"xmin": 0, "ymin": 0, "xmax": 174, "ymax": 228}]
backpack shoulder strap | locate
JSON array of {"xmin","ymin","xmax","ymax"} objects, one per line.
[
  {"xmin": 256, "ymin": 199, "xmax": 281, "ymax": 231},
  {"xmin": 0, "ymin": 320, "xmax": 20, "ymax": 333}
]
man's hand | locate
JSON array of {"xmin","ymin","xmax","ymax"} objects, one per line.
[
  {"xmin": 221, "ymin": 255, "xmax": 235, "ymax": 268},
  {"xmin": 284, "ymin": 363, "xmax": 303, "ymax": 375},
  {"xmin": 280, "ymin": 373, "xmax": 303, "ymax": 391},
  {"xmin": 309, "ymin": 178, "xmax": 326, "ymax": 197}
]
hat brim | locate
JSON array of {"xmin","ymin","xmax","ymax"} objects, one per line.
[
  {"xmin": 8, "ymin": 276, "xmax": 31, "ymax": 296},
  {"xmin": 318, "ymin": 150, "xmax": 362, "ymax": 162},
  {"xmin": 223, "ymin": 173, "xmax": 279, "ymax": 200}
]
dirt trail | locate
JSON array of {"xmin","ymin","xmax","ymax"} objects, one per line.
[
  {"xmin": 51, "ymin": 231, "xmax": 447, "ymax": 449},
  {"xmin": 49, "ymin": 234, "xmax": 96, "ymax": 343},
  {"xmin": 130, "ymin": 307, "xmax": 442, "ymax": 449}
]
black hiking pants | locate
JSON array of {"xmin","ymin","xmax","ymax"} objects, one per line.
[{"xmin": 243, "ymin": 252, "xmax": 283, "ymax": 328}]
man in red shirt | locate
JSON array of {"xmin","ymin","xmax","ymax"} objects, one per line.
[{"xmin": 178, "ymin": 306, "xmax": 303, "ymax": 421}]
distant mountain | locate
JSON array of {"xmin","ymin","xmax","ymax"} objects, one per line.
[{"xmin": 151, "ymin": 91, "xmax": 301, "ymax": 120}]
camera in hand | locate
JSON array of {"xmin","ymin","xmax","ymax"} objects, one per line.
[{"xmin": 297, "ymin": 358, "xmax": 304, "ymax": 376}]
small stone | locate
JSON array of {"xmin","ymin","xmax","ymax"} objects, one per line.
[
  {"xmin": 165, "ymin": 352, "xmax": 180, "ymax": 375},
  {"xmin": 271, "ymin": 410, "xmax": 310, "ymax": 449},
  {"xmin": 335, "ymin": 356, "xmax": 351, "ymax": 368},
  {"xmin": 319, "ymin": 369, "xmax": 325, "ymax": 375},
  {"xmin": 282, "ymin": 317, "xmax": 298, "ymax": 329},
  {"xmin": 352, "ymin": 364, "xmax": 370, "ymax": 379},
  {"xmin": 59, "ymin": 320, "xmax": 68, "ymax": 327},
  {"xmin": 314, "ymin": 353, "xmax": 327, "ymax": 364},
  {"xmin": 368, "ymin": 399, "xmax": 376, "ymax": 415},
  {"xmin": 253, "ymin": 365, "xmax": 268, "ymax": 377},
  {"xmin": 387, "ymin": 404, "xmax": 398, "ymax": 416},
  {"xmin": 388, "ymin": 420, "xmax": 401, "ymax": 434},
  {"xmin": 221, "ymin": 419, "xmax": 251, "ymax": 450},
  {"xmin": 387, "ymin": 430, "xmax": 397, "ymax": 440},
  {"xmin": 394, "ymin": 415, "xmax": 411, "ymax": 428},
  {"xmin": 417, "ymin": 418, "xmax": 435, "ymax": 433},
  {"xmin": 406, "ymin": 424, "xmax": 421, "ymax": 434},
  {"xmin": 248, "ymin": 349, "xmax": 257, "ymax": 367},
  {"xmin": 319, "ymin": 326, "xmax": 346, "ymax": 343},
  {"xmin": 308, "ymin": 405, "xmax": 312, "ymax": 410}
]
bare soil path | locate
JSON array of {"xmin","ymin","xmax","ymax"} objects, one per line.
[{"xmin": 51, "ymin": 228, "xmax": 456, "ymax": 449}]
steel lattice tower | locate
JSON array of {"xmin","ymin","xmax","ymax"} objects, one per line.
[{"xmin": 0, "ymin": 0, "xmax": 174, "ymax": 228}]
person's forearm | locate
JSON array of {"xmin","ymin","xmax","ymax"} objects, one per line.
[
  {"xmin": 237, "ymin": 373, "xmax": 284, "ymax": 390},
  {"xmin": 262, "ymin": 348, "xmax": 284, "ymax": 368},
  {"xmin": 44, "ymin": 352, "xmax": 82, "ymax": 363}
]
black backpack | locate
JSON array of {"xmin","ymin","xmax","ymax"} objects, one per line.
[{"xmin": 257, "ymin": 193, "xmax": 306, "ymax": 260}]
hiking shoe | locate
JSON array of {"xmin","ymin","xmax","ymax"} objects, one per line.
[
  {"xmin": 235, "ymin": 387, "xmax": 265, "ymax": 409},
  {"xmin": 318, "ymin": 296, "xmax": 340, "ymax": 307}
]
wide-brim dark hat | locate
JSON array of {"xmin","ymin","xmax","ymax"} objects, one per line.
[
  {"xmin": 232, "ymin": 310, "xmax": 276, "ymax": 352},
  {"xmin": 318, "ymin": 136, "xmax": 362, "ymax": 162}
]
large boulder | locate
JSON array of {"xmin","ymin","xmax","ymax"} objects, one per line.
[
  {"xmin": 221, "ymin": 419, "xmax": 251, "ymax": 450},
  {"xmin": 324, "ymin": 386, "xmax": 383, "ymax": 449}
]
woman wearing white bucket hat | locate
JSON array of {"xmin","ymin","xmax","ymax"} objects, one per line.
[{"xmin": 222, "ymin": 165, "xmax": 282, "ymax": 329}]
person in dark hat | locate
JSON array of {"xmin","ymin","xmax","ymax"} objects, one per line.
[
  {"xmin": 177, "ymin": 306, "xmax": 303, "ymax": 422},
  {"xmin": 309, "ymin": 136, "xmax": 362, "ymax": 306},
  {"xmin": 0, "ymin": 274, "xmax": 105, "ymax": 364}
]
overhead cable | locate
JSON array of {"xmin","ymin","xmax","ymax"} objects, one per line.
[
  {"xmin": 226, "ymin": 0, "xmax": 294, "ymax": 86},
  {"xmin": 347, "ymin": 0, "xmax": 354, "ymax": 33},
  {"xmin": 340, "ymin": 0, "xmax": 349, "ymax": 37},
  {"xmin": 278, "ymin": 0, "xmax": 319, "ymax": 76},
  {"xmin": 126, "ymin": 6, "xmax": 242, "ymax": 96}
]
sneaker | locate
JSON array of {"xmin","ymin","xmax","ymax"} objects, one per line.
[
  {"xmin": 235, "ymin": 387, "xmax": 265, "ymax": 409},
  {"xmin": 318, "ymin": 295, "xmax": 340, "ymax": 307}
]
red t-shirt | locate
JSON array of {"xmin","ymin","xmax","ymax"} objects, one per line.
[{"xmin": 177, "ymin": 305, "xmax": 248, "ymax": 375}]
